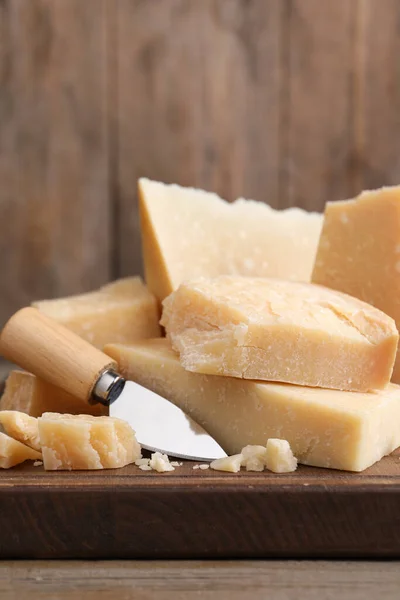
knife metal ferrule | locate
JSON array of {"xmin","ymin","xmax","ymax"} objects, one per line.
[{"xmin": 91, "ymin": 369, "xmax": 126, "ymax": 406}]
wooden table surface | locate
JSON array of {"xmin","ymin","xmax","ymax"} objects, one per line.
[{"xmin": 1, "ymin": 560, "xmax": 399, "ymax": 599}]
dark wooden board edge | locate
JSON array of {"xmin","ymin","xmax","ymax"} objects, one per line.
[{"xmin": 1, "ymin": 474, "xmax": 400, "ymax": 559}]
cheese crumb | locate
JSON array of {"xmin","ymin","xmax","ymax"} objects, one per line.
[
  {"xmin": 265, "ymin": 438, "xmax": 298, "ymax": 473},
  {"xmin": 33, "ymin": 460, "xmax": 43, "ymax": 467},
  {"xmin": 139, "ymin": 464, "xmax": 152, "ymax": 471},
  {"xmin": 192, "ymin": 464, "xmax": 200, "ymax": 470},
  {"xmin": 135, "ymin": 458, "xmax": 150, "ymax": 467},
  {"xmin": 170, "ymin": 461, "xmax": 183, "ymax": 467},
  {"xmin": 149, "ymin": 452, "xmax": 175, "ymax": 472},
  {"xmin": 210, "ymin": 454, "xmax": 243, "ymax": 473},
  {"xmin": 199, "ymin": 464, "xmax": 209, "ymax": 470},
  {"xmin": 241, "ymin": 445, "xmax": 267, "ymax": 472}
]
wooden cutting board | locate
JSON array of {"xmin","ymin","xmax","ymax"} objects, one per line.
[{"xmin": 0, "ymin": 449, "xmax": 399, "ymax": 559}]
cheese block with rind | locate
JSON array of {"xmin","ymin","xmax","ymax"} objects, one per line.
[
  {"xmin": 104, "ymin": 339, "xmax": 400, "ymax": 472},
  {"xmin": 139, "ymin": 178, "xmax": 323, "ymax": 302},
  {"xmin": 1, "ymin": 370, "xmax": 106, "ymax": 417},
  {"xmin": 161, "ymin": 276, "xmax": 398, "ymax": 392},
  {"xmin": 32, "ymin": 276, "xmax": 160, "ymax": 349},
  {"xmin": 312, "ymin": 186, "xmax": 400, "ymax": 383}
]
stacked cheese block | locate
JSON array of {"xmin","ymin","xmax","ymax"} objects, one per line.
[{"xmin": 1, "ymin": 178, "xmax": 400, "ymax": 473}]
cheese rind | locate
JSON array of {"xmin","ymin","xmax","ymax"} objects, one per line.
[
  {"xmin": 1, "ymin": 370, "xmax": 105, "ymax": 417},
  {"xmin": 32, "ymin": 276, "xmax": 160, "ymax": 349},
  {"xmin": 265, "ymin": 439, "xmax": 298, "ymax": 473},
  {"xmin": 0, "ymin": 411, "xmax": 41, "ymax": 451},
  {"xmin": 104, "ymin": 339, "xmax": 400, "ymax": 472},
  {"xmin": 161, "ymin": 276, "xmax": 398, "ymax": 392},
  {"xmin": 312, "ymin": 187, "xmax": 400, "ymax": 383},
  {"xmin": 139, "ymin": 178, "xmax": 323, "ymax": 302},
  {"xmin": 0, "ymin": 432, "xmax": 41, "ymax": 468},
  {"xmin": 38, "ymin": 413, "xmax": 141, "ymax": 471}
]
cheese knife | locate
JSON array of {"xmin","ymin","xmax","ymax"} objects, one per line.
[{"xmin": 0, "ymin": 307, "xmax": 227, "ymax": 461}]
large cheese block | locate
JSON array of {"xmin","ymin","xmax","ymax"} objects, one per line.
[
  {"xmin": 139, "ymin": 178, "xmax": 323, "ymax": 302},
  {"xmin": 0, "ymin": 432, "xmax": 41, "ymax": 468},
  {"xmin": 32, "ymin": 276, "xmax": 160, "ymax": 349},
  {"xmin": 38, "ymin": 413, "xmax": 141, "ymax": 471},
  {"xmin": 161, "ymin": 276, "xmax": 398, "ymax": 392},
  {"xmin": 312, "ymin": 187, "xmax": 400, "ymax": 383},
  {"xmin": 104, "ymin": 339, "xmax": 400, "ymax": 472},
  {"xmin": 0, "ymin": 410, "xmax": 40, "ymax": 451},
  {"xmin": 1, "ymin": 370, "xmax": 106, "ymax": 417}
]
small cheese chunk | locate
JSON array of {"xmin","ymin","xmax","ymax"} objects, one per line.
[
  {"xmin": 0, "ymin": 411, "xmax": 40, "ymax": 451},
  {"xmin": 104, "ymin": 339, "xmax": 400, "ymax": 472},
  {"xmin": 0, "ymin": 432, "xmax": 41, "ymax": 468},
  {"xmin": 210, "ymin": 454, "xmax": 243, "ymax": 473},
  {"xmin": 38, "ymin": 413, "xmax": 141, "ymax": 471},
  {"xmin": 241, "ymin": 445, "xmax": 268, "ymax": 472},
  {"xmin": 139, "ymin": 178, "xmax": 323, "ymax": 302},
  {"xmin": 265, "ymin": 439, "xmax": 298, "ymax": 473},
  {"xmin": 149, "ymin": 452, "xmax": 175, "ymax": 472},
  {"xmin": 312, "ymin": 186, "xmax": 400, "ymax": 383},
  {"xmin": 32, "ymin": 276, "xmax": 160, "ymax": 349},
  {"xmin": 1, "ymin": 370, "xmax": 105, "ymax": 417},
  {"xmin": 161, "ymin": 276, "xmax": 398, "ymax": 392}
]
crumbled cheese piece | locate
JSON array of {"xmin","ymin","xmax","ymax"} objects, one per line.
[
  {"xmin": 199, "ymin": 464, "xmax": 209, "ymax": 470},
  {"xmin": 33, "ymin": 460, "xmax": 43, "ymax": 467},
  {"xmin": 210, "ymin": 454, "xmax": 243, "ymax": 473},
  {"xmin": 265, "ymin": 439, "xmax": 298, "ymax": 473},
  {"xmin": 0, "ymin": 432, "xmax": 41, "ymax": 468},
  {"xmin": 161, "ymin": 276, "xmax": 398, "ymax": 392},
  {"xmin": 170, "ymin": 461, "xmax": 183, "ymax": 467},
  {"xmin": 0, "ymin": 411, "xmax": 41, "ymax": 451},
  {"xmin": 38, "ymin": 413, "xmax": 141, "ymax": 471},
  {"xmin": 149, "ymin": 452, "xmax": 175, "ymax": 472},
  {"xmin": 241, "ymin": 445, "xmax": 267, "ymax": 472},
  {"xmin": 192, "ymin": 464, "xmax": 200, "ymax": 470},
  {"xmin": 138, "ymin": 464, "xmax": 152, "ymax": 471},
  {"xmin": 135, "ymin": 458, "xmax": 150, "ymax": 467}
]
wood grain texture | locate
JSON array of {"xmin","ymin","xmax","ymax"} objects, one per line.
[
  {"xmin": 283, "ymin": 0, "xmax": 357, "ymax": 210},
  {"xmin": 0, "ymin": 308, "xmax": 116, "ymax": 403},
  {"xmin": 1, "ymin": 560, "xmax": 400, "ymax": 600},
  {"xmin": 357, "ymin": 0, "xmax": 400, "ymax": 190},
  {"xmin": 116, "ymin": 0, "xmax": 283, "ymax": 277},
  {"xmin": 0, "ymin": 0, "xmax": 110, "ymax": 326},
  {"xmin": 0, "ymin": 449, "xmax": 399, "ymax": 559}
]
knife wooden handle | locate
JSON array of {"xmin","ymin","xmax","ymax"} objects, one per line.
[{"xmin": 0, "ymin": 307, "xmax": 117, "ymax": 405}]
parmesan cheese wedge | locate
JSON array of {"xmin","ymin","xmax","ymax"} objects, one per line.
[
  {"xmin": 38, "ymin": 413, "xmax": 141, "ymax": 471},
  {"xmin": 0, "ymin": 432, "xmax": 41, "ymax": 468},
  {"xmin": 0, "ymin": 411, "xmax": 40, "ymax": 451},
  {"xmin": 312, "ymin": 186, "xmax": 400, "ymax": 383},
  {"xmin": 104, "ymin": 339, "xmax": 400, "ymax": 472},
  {"xmin": 139, "ymin": 178, "xmax": 323, "ymax": 302},
  {"xmin": 161, "ymin": 276, "xmax": 398, "ymax": 392},
  {"xmin": 33, "ymin": 276, "xmax": 160, "ymax": 349},
  {"xmin": 1, "ymin": 370, "xmax": 105, "ymax": 417}
]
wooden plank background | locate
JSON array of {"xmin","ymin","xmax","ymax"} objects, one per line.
[{"xmin": 0, "ymin": 0, "xmax": 399, "ymax": 324}]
